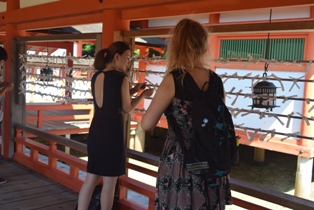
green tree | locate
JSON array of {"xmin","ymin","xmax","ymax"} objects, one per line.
[{"xmin": 82, "ymin": 44, "xmax": 95, "ymax": 57}]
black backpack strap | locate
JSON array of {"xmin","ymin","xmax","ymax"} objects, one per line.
[
  {"xmin": 184, "ymin": 73, "xmax": 202, "ymax": 95},
  {"xmin": 208, "ymin": 71, "xmax": 224, "ymax": 100},
  {"xmin": 184, "ymin": 71, "xmax": 221, "ymax": 97}
]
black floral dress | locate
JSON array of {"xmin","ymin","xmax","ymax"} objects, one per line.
[{"xmin": 155, "ymin": 70, "xmax": 232, "ymax": 210}]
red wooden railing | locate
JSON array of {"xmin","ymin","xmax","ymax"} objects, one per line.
[
  {"xmin": 25, "ymin": 104, "xmax": 94, "ymax": 136},
  {"xmin": 13, "ymin": 123, "xmax": 314, "ymax": 210}
]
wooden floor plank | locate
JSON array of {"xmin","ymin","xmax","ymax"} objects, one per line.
[
  {"xmin": 1, "ymin": 191, "xmax": 77, "ymax": 210},
  {"xmin": 0, "ymin": 159, "xmax": 78, "ymax": 210},
  {"xmin": 40, "ymin": 200, "xmax": 78, "ymax": 210}
]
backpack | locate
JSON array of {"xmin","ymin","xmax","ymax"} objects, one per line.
[{"xmin": 169, "ymin": 71, "xmax": 239, "ymax": 178}]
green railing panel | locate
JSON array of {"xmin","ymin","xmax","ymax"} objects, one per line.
[{"xmin": 220, "ymin": 38, "xmax": 304, "ymax": 60}]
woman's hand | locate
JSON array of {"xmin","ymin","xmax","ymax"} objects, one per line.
[
  {"xmin": 4, "ymin": 82, "xmax": 14, "ymax": 91},
  {"xmin": 134, "ymin": 82, "xmax": 146, "ymax": 92},
  {"xmin": 141, "ymin": 88, "xmax": 154, "ymax": 97}
]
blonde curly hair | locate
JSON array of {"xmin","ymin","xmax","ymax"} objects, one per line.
[{"xmin": 165, "ymin": 18, "xmax": 209, "ymax": 76}]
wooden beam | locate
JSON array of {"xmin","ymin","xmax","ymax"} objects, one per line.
[
  {"xmin": 123, "ymin": 20, "xmax": 314, "ymax": 37},
  {"xmin": 0, "ymin": 0, "xmax": 204, "ymax": 26},
  {"xmin": 122, "ymin": 0, "xmax": 314, "ymax": 20},
  {"xmin": 17, "ymin": 13, "xmax": 103, "ymax": 31},
  {"xmin": 16, "ymin": 33, "xmax": 100, "ymax": 43},
  {"xmin": 28, "ymin": 42, "xmax": 74, "ymax": 50}
]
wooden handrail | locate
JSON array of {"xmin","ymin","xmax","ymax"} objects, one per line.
[
  {"xmin": 15, "ymin": 123, "xmax": 87, "ymax": 153},
  {"xmin": 125, "ymin": 148, "xmax": 314, "ymax": 210},
  {"xmin": 230, "ymin": 178, "xmax": 314, "ymax": 210},
  {"xmin": 13, "ymin": 124, "xmax": 314, "ymax": 210}
]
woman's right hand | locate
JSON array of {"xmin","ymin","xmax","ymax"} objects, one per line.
[
  {"xmin": 5, "ymin": 83, "xmax": 14, "ymax": 91},
  {"xmin": 141, "ymin": 88, "xmax": 154, "ymax": 97}
]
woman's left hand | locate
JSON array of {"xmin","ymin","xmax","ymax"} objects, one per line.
[{"xmin": 134, "ymin": 82, "xmax": 146, "ymax": 92}]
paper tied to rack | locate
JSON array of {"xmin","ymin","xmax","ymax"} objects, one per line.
[
  {"xmin": 270, "ymin": 73, "xmax": 284, "ymax": 91},
  {"xmin": 296, "ymin": 112, "xmax": 311, "ymax": 126},
  {"xmin": 273, "ymin": 116, "xmax": 284, "ymax": 126},
  {"xmin": 305, "ymin": 60, "xmax": 313, "ymax": 74},
  {"xmin": 282, "ymin": 95, "xmax": 298, "ymax": 104},
  {"xmin": 280, "ymin": 131, "xmax": 300, "ymax": 142},
  {"xmin": 251, "ymin": 74, "xmax": 261, "ymax": 92},
  {"xmin": 231, "ymin": 89, "xmax": 243, "ymax": 106},
  {"xmin": 223, "ymin": 72, "xmax": 237, "ymax": 84},
  {"xmin": 289, "ymin": 75, "xmax": 304, "ymax": 92},
  {"xmin": 243, "ymin": 128, "xmax": 260, "ymax": 142},
  {"xmin": 19, "ymin": 80, "xmax": 26, "ymax": 94},
  {"xmin": 286, "ymin": 111, "xmax": 295, "ymax": 128}
]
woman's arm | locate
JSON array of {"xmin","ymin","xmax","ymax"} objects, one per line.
[
  {"xmin": 0, "ymin": 83, "xmax": 13, "ymax": 97},
  {"xmin": 129, "ymin": 83, "xmax": 146, "ymax": 95},
  {"xmin": 141, "ymin": 74, "xmax": 175, "ymax": 131},
  {"xmin": 121, "ymin": 77, "xmax": 153, "ymax": 113}
]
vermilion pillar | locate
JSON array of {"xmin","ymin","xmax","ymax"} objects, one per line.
[
  {"xmin": 294, "ymin": 31, "xmax": 314, "ymax": 199},
  {"xmin": 3, "ymin": 0, "xmax": 25, "ymax": 158},
  {"xmin": 102, "ymin": 10, "xmax": 130, "ymax": 48},
  {"xmin": 209, "ymin": 14, "xmax": 219, "ymax": 71}
]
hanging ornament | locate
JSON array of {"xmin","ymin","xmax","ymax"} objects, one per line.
[{"xmin": 249, "ymin": 9, "xmax": 279, "ymax": 112}]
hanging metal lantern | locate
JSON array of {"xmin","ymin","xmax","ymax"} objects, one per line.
[
  {"xmin": 40, "ymin": 67, "xmax": 54, "ymax": 82},
  {"xmin": 250, "ymin": 80, "xmax": 279, "ymax": 111}
]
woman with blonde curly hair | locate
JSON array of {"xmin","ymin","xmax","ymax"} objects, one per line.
[{"xmin": 142, "ymin": 18, "xmax": 232, "ymax": 209}]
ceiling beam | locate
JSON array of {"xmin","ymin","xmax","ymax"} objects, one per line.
[
  {"xmin": 16, "ymin": 33, "xmax": 100, "ymax": 43},
  {"xmin": 123, "ymin": 20, "xmax": 314, "ymax": 37},
  {"xmin": 0, "ymin": 0, "xmax": 205, "ymax": 26},
  {"xmin": 17, "ymin": 13, "xmax": 103, "ymax": 31},
  {"xmin": 122, "ymin": 0, "xmax": 314, "ymax": 20}
]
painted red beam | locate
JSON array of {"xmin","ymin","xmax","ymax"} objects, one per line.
[
  {"xmin": 0, "ymin": 0, "xmax": 205, "ymax": 26},
  {"xmin": 18, "ymin": 13, "xmax": 103, "ymax": 31},
  {"xmin": 122, "ymin": 0, "xmax": 314, "ymax": 20},
  {"xmin": 28, "ymin": 42, "xmax": 74, "ymax": 50},
  {"xmin": 0, "ymin": 0, "xmax": 313, "ymax": 26}
]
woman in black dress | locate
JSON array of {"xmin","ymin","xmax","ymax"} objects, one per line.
[
  {"xmin": 141, "ymin": 19, "xmax": 232, "ymax": 210},
  {"xmin": 78, "ymin": 41, "xmax": 154, "ymax": 210}
]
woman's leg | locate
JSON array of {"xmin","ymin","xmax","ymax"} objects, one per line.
[
  {"xmin": 77, "ymin": 172, "xmax": 101, "ymax": 210},
  {"xmin": 100, "ymin": 176, "xmax": 118, "ymax": 210}
]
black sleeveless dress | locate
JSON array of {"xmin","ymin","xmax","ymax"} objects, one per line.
[{"xmin": 87, "ymin": 70, "xmax": 126, "ymax": 176}]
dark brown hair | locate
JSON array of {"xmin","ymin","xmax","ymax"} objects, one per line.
[
  {"xmin": 94, "ymin": 41, "xmax": 130, "ymax": 70},
  {"xmin": 0, "ymin": 46, "xmax": 8, "ymax": 61}
]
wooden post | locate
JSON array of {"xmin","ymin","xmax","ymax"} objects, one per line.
[
  {"xmin": 294, "ymin": 30, "xmax": 314, "ymax": 198},
  {"xmin": 2, "ymin": 0, "xmax": 26, "ymax": 158},
  {"xmin": 102, "ymin": 10, "xmax": 130, "ymax": 48},
  {"xmin": 134, "ymin": 123, "xmax": 145, "ymax": 152},
  {"xmin": 209, "ymin": 14, "xmax": 219, "ymax": 71},
  {"xmin": 131, "ymin": 45, "xmax": 147, "ymax": 151},
  {"xmin": 66, "ymin": 43, "xmax": 74, "ymax": 101},
  {"xmin": 48, "ymin": 141, "xmax": 57, "ymax": 169},
  {"xmin": 295, "ymin": 157, "xmax": 313, "ymax": 199},
  {"xmin": 65, "ymin": 134, "xmax": 71, "ymax": 154},
  {"xmin": 253, "ymin": 148, "xmax": 265, "ymax": 162}
]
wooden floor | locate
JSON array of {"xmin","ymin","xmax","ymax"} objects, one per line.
[{"xmin": 0, "ymin": 157, "xmax": 78, "ymax": 210}]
